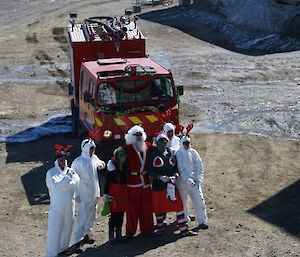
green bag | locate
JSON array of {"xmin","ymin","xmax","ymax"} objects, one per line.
[{"xmin": 101, "ymin": 201, "xmax": 110, "ymax": 216}]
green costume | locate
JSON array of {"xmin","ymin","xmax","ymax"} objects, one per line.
[{"xmin": 149, "ymin": 147, "xmax": 177, "ymax": 191}]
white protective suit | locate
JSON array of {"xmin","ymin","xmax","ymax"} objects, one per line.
[
  {"xmin": 163, "ymin": 123, "xmax": 180, "ymax": 153},
  {"xmin": 71, "ymin": 139, "xmax": 106, "ymax": 244},
  {"xmin": 45, "ymin": 160, "xmax": 80, "ymax": 257},
  {"xmin": 176, "ymin": 136, "xmax": 208, "ymax": 225}
]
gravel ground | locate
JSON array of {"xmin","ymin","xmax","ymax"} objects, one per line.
[{"xmin": 0, "ymin": 1, "xmax": 299, "ymax": 256}]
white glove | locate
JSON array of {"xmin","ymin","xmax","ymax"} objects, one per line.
[
  {"xmin": 97, "ymin": 160, "xmax": 106, "ymax": 171},
  {"xmin": 66, "ymin": 169, "xmax": 75, "ymax": 180},
  {"xmin": 159, "ymin": 175, "xmax": 170, "ymax": 183},
  {"xmin": 69, "ymin": 173, "xmax": 80, "ymax": 186},
  {"xmin": 167, "ymin": 183, "xmax": 176, "ymax": 202},
  {"xmin": 169, "ymin": 176, "xmax": 176, "ymax": 184},
  {"xmin": 107, "ymin": 160, "xmax": 116, "ymax": 171},
  {"xmin": 103, "ymin": 194, "xmax": 113, "ymax": 203},
  {"xmin": 187, "ymin": 178, "xmax": 195, "ymax": 186}
]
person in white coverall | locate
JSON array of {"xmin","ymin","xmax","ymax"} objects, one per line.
[
  {"xmin": 163, "ymin": 122, "xmax": 180, "ymax": 153},
  {"xmin": 71, "ymin": 139, "xmax": 106, "ymax": 251},
  {"xmin": 176, "ymin": 136, "xmax": 209, "ymax": 230},
  {"xmin": 45, "ymin": 152, "xmax": 80, "ymax": 257}
]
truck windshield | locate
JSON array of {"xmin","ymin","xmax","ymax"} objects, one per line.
[{"xmin": 97, "ymin": 77, "xmax": 174, "ymax": 106}]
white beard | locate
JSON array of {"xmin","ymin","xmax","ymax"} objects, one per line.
[{"xmin": 134, "ymin": 141, "xmax": 146, "ymax": 152}]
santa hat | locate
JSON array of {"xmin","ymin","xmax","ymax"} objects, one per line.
[
  {"xmin": 163, "ymin": 122, "xmax": 175, "ymax": 133},
  {"xmin": 125, "ymin": 125, "xmax": 147, "ymax": 145}
]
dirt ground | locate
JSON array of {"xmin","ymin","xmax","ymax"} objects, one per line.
[{"xmin": 0, "ymin": 0, "xmax": 299, "ymax": 257}]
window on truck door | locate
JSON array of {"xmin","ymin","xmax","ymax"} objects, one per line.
[
  {"xmin": 152, "ymin": 77, "xmax": 174, "ymax": 98},
  {"xmin": 80, "ymin": 71, "xmax": 88, "ymax": 94},
  {"xmin": 89, "ymin": 80, "xmax": 95, "ymax": 97},
  {"xmin": 98, "ymin": 83, "xmax": 117, "ymax": 105}
]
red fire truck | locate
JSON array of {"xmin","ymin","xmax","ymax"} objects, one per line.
[{"xmin": 67, "ymin": 12, "xmax": 183, "ymax": 156}]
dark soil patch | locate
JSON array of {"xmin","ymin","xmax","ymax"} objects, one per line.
[{"xmin": 25, "ymin": 33, "xmax": 39, "ymax": 44}]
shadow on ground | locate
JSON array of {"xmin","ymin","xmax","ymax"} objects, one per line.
[
  {"xmin": 139, "ymin": 6, "xmax": 300, "ymax": 55},
  {"xmin": 3, "ymin": 116, "xmax": 122, "ymax": 205},
  {"xmin": 5, "ymin": 121, "xmax": 80, "ymax": 205},
  {"xmin": 78, "ymin": 222, "xmax": 182, "ymax": 257},
  {"xmin": 248, "ymin": 179, "xmax": 300, "ymax": 238}
]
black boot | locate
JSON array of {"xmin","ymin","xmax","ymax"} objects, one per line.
[
  {"xmin": 81, "ymin": 234, "xmax": 95, "ymax": 245},
  {"xmin": 65, "ymin": 242, "xmax": 82, "ymax": 256},
  {"xmin": 109, "ymin": 227, "xmax": 115, "ymax": 244},
  {"xmin": 108, "ymin": 215, "xmax": 116, "ymax": 244},
  {"xmin": 58, "ymin": 250, "xmax": 66, "ymax": 256},
  {"xmin": 197, "ymin": 223, "xmax": 209, "ymax": 230},
  {"xmin": 115, "ymin": 228, "xmax": 126, "ymax": 243}
]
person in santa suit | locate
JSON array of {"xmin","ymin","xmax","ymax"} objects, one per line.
[
  {"xmin": 108, "ymin": 125, "xmax": 154, "ymax": 237},
  {"xmin": 162, "ymin": 122, "xmax": 180, "ymax": 153},
  {"xmin": 149, "ymin": 134, "xmax": 198, "ymax": 236}
]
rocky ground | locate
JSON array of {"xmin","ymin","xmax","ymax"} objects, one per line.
[{"xmin": 0, "ymin": 0, "xmax": 299, "ymax": 256}]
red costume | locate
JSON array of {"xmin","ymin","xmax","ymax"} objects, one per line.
[{"xmin": 124, "ymin": 141, "xmax": 154, "ymax": 236}]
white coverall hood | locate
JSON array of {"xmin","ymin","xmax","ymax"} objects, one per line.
[
  {"xmin": 163, "ymin": 123, "xmax": 175, "ymax": 133},
  {"xmin": 54, "ymin": 159, "xmax": 68, "ymax": 173},
  {"xmin": 179, "ymin": 136, "xmax": 191, "ymax": 150},
  {"xmin": 162, "ymin": 123, "xmax": 180, "ymax": 153},
  {"xmin": 81, "ymin": 139, "xmax": 96, "ymax": 158}
]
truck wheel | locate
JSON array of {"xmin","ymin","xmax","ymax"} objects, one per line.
[
  {"xmin": 71, "ymin": 99, "xmax": 78, "ymax": 136},
  {"xmin": 68, "ymin": 82, "xmax": 73, "ymax": 95},
  {"xmin": 77, "ymin": 119, "xmax": 88, "ymax": 142}
]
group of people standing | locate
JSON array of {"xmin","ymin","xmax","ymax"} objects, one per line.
[{"xmin": 45, "ymin": 123, "xmax": 208, "ymax": 257}]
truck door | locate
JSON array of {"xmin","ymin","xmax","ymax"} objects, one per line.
[{"xmin": 79, "ymin": 70, "xmax": 94, "ymax": 130}]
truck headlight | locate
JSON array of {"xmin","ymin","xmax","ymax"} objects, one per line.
[{"xmin": 103, "ymin": 130, "xmax": 113, "ymax": 138}]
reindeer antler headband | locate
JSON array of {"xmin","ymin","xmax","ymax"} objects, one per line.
[
  {"xmin": 176, "ymin": 123, "xmax": 194, "ymax": 136},
  {"xmin": 54, "ymin": 144, "xmax": 73, "ymax": 157}
]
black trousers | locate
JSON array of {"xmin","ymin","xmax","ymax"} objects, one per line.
[{"xmin": 108, "ymin": 211, "xmax": 124, "ymax": 239}]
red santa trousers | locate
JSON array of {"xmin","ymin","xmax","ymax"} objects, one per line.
[{"xmin": 126, "ymin": 186, "xmax": 154, "ymax": 236}]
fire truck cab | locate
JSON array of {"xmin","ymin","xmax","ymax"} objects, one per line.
[{"xmin": 68, "ymin": 12, "xmax": 183, "ymax": 156}]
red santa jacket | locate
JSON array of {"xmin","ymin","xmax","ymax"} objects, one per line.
[{"xmin": 124, "ymin": 142, "xmax": 154, "ymax": 188}]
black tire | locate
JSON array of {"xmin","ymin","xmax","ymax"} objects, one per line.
[
  {"xmin": 71, "ymin": 99, "xmax": 78, "ymax": 136},
  {"xmin": 68, "ymin": 82, "xmax": 73, "ymax": 95},
  {"xmin": 77, "ymin": 120, "xmax": 87, "ymax": 141}
]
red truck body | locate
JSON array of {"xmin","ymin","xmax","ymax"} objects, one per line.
[{"xmin": 67, "ymin": 13, "xmax": 182, "ymax": 156}]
